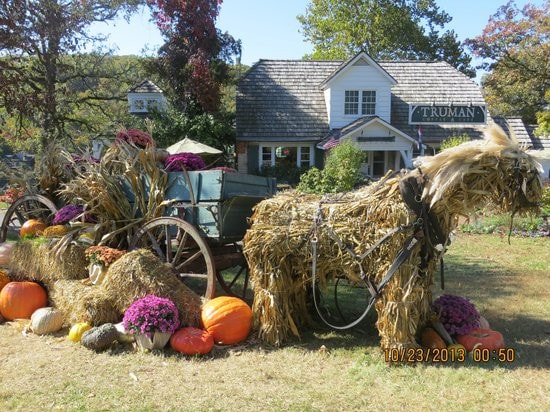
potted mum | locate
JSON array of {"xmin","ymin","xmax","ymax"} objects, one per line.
[
  {"xmin": 123, "ymin": 295, "xmax": 180, "ymax": 351},
  {"xmin": 84, "ymin": 246, "xmax": 126, "ymax": 285},
  {"xmin": 432, "ymin": 294, "xmax": 480, "ymax": 336}
]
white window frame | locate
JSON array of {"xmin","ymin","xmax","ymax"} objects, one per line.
[
  {"xmin": 361, "ymin": 90, "xmax": 376, "ymax": 115},
  {"xmin": 344, "ymin": 90, "xmax": 359, "ymax": 115},
  {"xmin": 258, "ymin": 144, "xmax": 315, "ymax": 169}
]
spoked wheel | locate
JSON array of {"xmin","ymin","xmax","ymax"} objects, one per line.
[
  {"xmin": 312, "ymin": 276, "xmax": 376, "ymax": 330},
  {"xmin": 130, "ymin": 217, "xmax": 216, "ymax": 300},
  {"xmin": 0, "ymin": 195, "xmax": 58, "ymax": 242},
  {"xmin": 214, "ymin": 243, "xmax": 253, "ymax": 302}
]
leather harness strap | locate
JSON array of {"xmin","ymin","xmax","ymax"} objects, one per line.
[{"xmin": 310, "ymin": 172, "xmax": 449, "ymax": 330}]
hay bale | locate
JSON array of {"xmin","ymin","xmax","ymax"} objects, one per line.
[
  {"xmin": 8, "ymin": 240, "xmax": 88, "ymax": 283},
  {"xmin": 48, "ymin": 280, "xmax": 119, "ymax": 326},
  {"xmin": 100, "ymin": 249, "xmax": 202, "ymax": 327}
]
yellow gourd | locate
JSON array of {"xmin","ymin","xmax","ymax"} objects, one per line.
[{"xmin": 68, "ymin": 322, "xmax": 92, "ymax": 343}]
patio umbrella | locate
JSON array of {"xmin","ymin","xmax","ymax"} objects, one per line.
[{"xmin": 166, "ymin": 137, "xmax": 222, "ymax": 155}]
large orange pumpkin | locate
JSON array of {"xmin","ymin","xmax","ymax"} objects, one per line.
[
  {"xmin": 20, "ymin": 219, "xmax": 47, "ymax": 238},
  {"xmin": 456, "ymin": 328, "xmax": 505, "ymax": 352},
  {"xmin": 0, "ymin": 281, "xmax": 48, "ymax": 320},
  {"xmin": 201, "ymin": 296, "xmax": 252, "ymax": 345},
  {"xmin": 170, "ymin": 327, "xmax": 214, "ymax": 355}
]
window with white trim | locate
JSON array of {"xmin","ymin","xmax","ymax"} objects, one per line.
[
  {"xmin": 344, "ymin": 90, "xmax": 359, "ymax": 115},
  {"xmin": 261, "ymin": 146, "xmax": 272, "ymax": 167},
  {"xmin": 299, "ymin": 146, "xmax": 311, "ymax": 166},
  {"xmin": 361, "ymin": 90, "xmax": 376, "ymax": 115},
  {"xmin": 259, "ymin": 144, "xmax": 315, "ymax": 169}
]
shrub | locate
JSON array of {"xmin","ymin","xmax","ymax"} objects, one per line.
[
  {"xmin": 297, "ymin": 141, "xmax": 363, "ymax": 194},
  {"xmin": 440, "ymin": 134, "xmax": 470, "ymax": 150}
]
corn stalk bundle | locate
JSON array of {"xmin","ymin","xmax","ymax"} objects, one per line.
[
  {"xmin": 59, "ymin": 142, "xmax": 172, "ymax": 248},
  {"xmin": 244, "ymin": 125, "xmax": 543, "ymax": 349}
]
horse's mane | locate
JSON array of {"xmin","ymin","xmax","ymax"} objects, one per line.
[{"xmin": 414, "ymin": 125, "xmax": 541, "ymax": 207}]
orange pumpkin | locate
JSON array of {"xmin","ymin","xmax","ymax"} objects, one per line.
[
  {"xmin": 456, "ymin": 328, "xmax": 505, "ymax": 352},
  {"xmin": 201, "ymin": 296, "xmax": 252, "ymax": 345},
  {"xmin": 20, "ymin": 219, "xmax": 47, "ymax": 238},
  {"xmin": 0, "ymin": 281, "xmax": 48, "ymax": 320},
  {"xmin": 170, "ymin": 327, "xmax": 214, "ymax": 355},
  {"xmin": 420, "ymin": 327, "xmax": 447, "ymax": 349},
  {"xmin": 0, "ymin": 270, "xmax": 10, "ymax": 292}
]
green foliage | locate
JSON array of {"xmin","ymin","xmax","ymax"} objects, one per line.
[
  {"xmin": 466, "ymin": 2, "xmax": 549, "ymax": 123},
  {"xmin": 459, "ymin": 214, "xmax": 545, "ymax": 236},
  {"xmin": 534, "ymin": 110, "xmax": 550, "ymax": 138},
  {"xmin": 440, "ymin": 134, "xmax": 471, "ymax": 150},
  {"xmin": 298, "ymin": 0, "xmax": 474, "ymax": 77},
  {"xmin": 297, "ymin": 141, "xmax": 363, "ymax": 194},
  {"xmin": 146, "ymin": 104, "xmax": 235, "ymax": 152},
  {"xmin": 541, "ymin": 185, "xmax": 550, "ymax": 215}
]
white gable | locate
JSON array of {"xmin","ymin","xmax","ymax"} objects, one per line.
[{"xmin": 322, "ymin": 53, "xmax": 396, "ymax": 129}]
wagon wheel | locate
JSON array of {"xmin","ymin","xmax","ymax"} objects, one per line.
[
  {"xmin": 130, "ymin": 217, "xmax": 216, "ymax": 301},
  {"xmin": 313, "ymin": 276, "xmax": 375, "ymax": 330},
  {"xmin": 215, "ymin": 243, "xmax": 253, "ymax": 302},
  {"xmin": 0, "ymin": 195, "xmax": 58, "ymax": 242}
]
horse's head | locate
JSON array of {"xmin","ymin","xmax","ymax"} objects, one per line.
[{"xmin": 414, "ymin": 125, "xmax": 543, "ymax": 215}]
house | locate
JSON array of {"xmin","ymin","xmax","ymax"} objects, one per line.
[
  {"xmin": 236, "ymin": 51, "xmax": 548, "ymax": 179},
  {"xmin": 127, "ymin": 79, "xmax": 167, "ymax": 116}
]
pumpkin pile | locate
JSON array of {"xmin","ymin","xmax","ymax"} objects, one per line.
[{"xmin": 419, "ymin": 294, "xmax": 505, "ymax": 356}]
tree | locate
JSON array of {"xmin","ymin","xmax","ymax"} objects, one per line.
[
  {"xmin": 146, "ymin": 0, "xmax": 241, "ymax": 113},
  {"xmin": 465, "ymin": 1, "xmax": 549, "ymax": 124},
  {"xmin": 298, "ymin": 0, "xmax": 474, "ymax": 77},
  {"xmin": 0, "ymin": 0, "xmax": 143, "ymax": 151}
]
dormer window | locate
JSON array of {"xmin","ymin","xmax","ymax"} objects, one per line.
[
  {"xmin": 362, "ymin": 90, "xmax": 376, "ymax": 115},
  {"xmin": 345, "ymin": 90, "xmax": 376, "ymax": 116},
  {"xmin": 345, "ymin": 90, "xmax": 359, "ymax": 115}
]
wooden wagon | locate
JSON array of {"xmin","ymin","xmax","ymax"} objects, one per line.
[{"xmin": 0, "ymin": 170, "xmax": 276, "ymax": 301}]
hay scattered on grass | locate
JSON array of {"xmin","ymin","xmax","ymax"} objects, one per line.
[
  {"xmin": 102, "ymin": 249, "xmax": 202, "ymax": 327},
  {"xmin": 8, "ymin": 240, "xmax": 88, "ymax": 283}
]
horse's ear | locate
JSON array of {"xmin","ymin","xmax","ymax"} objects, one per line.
[{"xmin": 484, "ymin": 124, "xmax": 517, "ymax": 147}]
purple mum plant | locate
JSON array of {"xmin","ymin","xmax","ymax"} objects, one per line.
[
  {"xmin": 432, "ymin": 294, "xmax": 480, "ymax": 336},
  {"xmin": 52, "ymin": 205, "xmax": 96, "ymax": 225},
  {"xmin": 122, "ymin": 295, "xmax": 180, "ymax": 338},
  {"xmin": 164, "ymin": 152, "xmax": 206, "ymax": 172}
]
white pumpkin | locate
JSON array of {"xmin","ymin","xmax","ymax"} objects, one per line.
[
  {"xmin": 30, "ymin": 307, "xmax": 64, "ymax": 335},
  {"xmin": 114, "ymin": 321, "xmax": 135, "ymax": 343},
  {"xmin": 0, "ymin": 243, "xmax": 14, "ymax": 266}
]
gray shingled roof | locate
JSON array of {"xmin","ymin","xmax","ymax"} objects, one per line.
[
  {"xmin": 128, "ymin": 79, "xmax": 163, "ymax": 94},
  {"xmin": 236, "ymin": 59, "xmax": 489, "ymax": 144},
  {"xmin": 493, "ymin": 117, "xmax": 550, "ymax": 150}
]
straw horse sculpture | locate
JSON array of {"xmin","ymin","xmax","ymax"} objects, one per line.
[{"xmin": 243, "ymin": 126, "xmax": 542, "ymax": 349}]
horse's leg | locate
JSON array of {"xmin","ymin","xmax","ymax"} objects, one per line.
[{"xmin": 375, "ymin": 262, "xmax": 436, "ymax": 350}]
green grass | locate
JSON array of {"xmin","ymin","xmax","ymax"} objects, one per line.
[{"xmin": 1, "ymin": 233, "xmax": 549, "ymax": 411}]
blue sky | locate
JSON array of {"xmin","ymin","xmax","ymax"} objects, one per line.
[{"xmin": 90, "ymin": 0, "xmax": 544, "ymax": 80}]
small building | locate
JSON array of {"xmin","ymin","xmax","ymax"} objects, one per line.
[
  {"xmin": 127, "ymin": 80, "xmax": 167, "ymax": 116},
  {"xmin": 236, "ymin": 51, "xmax": 547, "ymax": 179}
]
